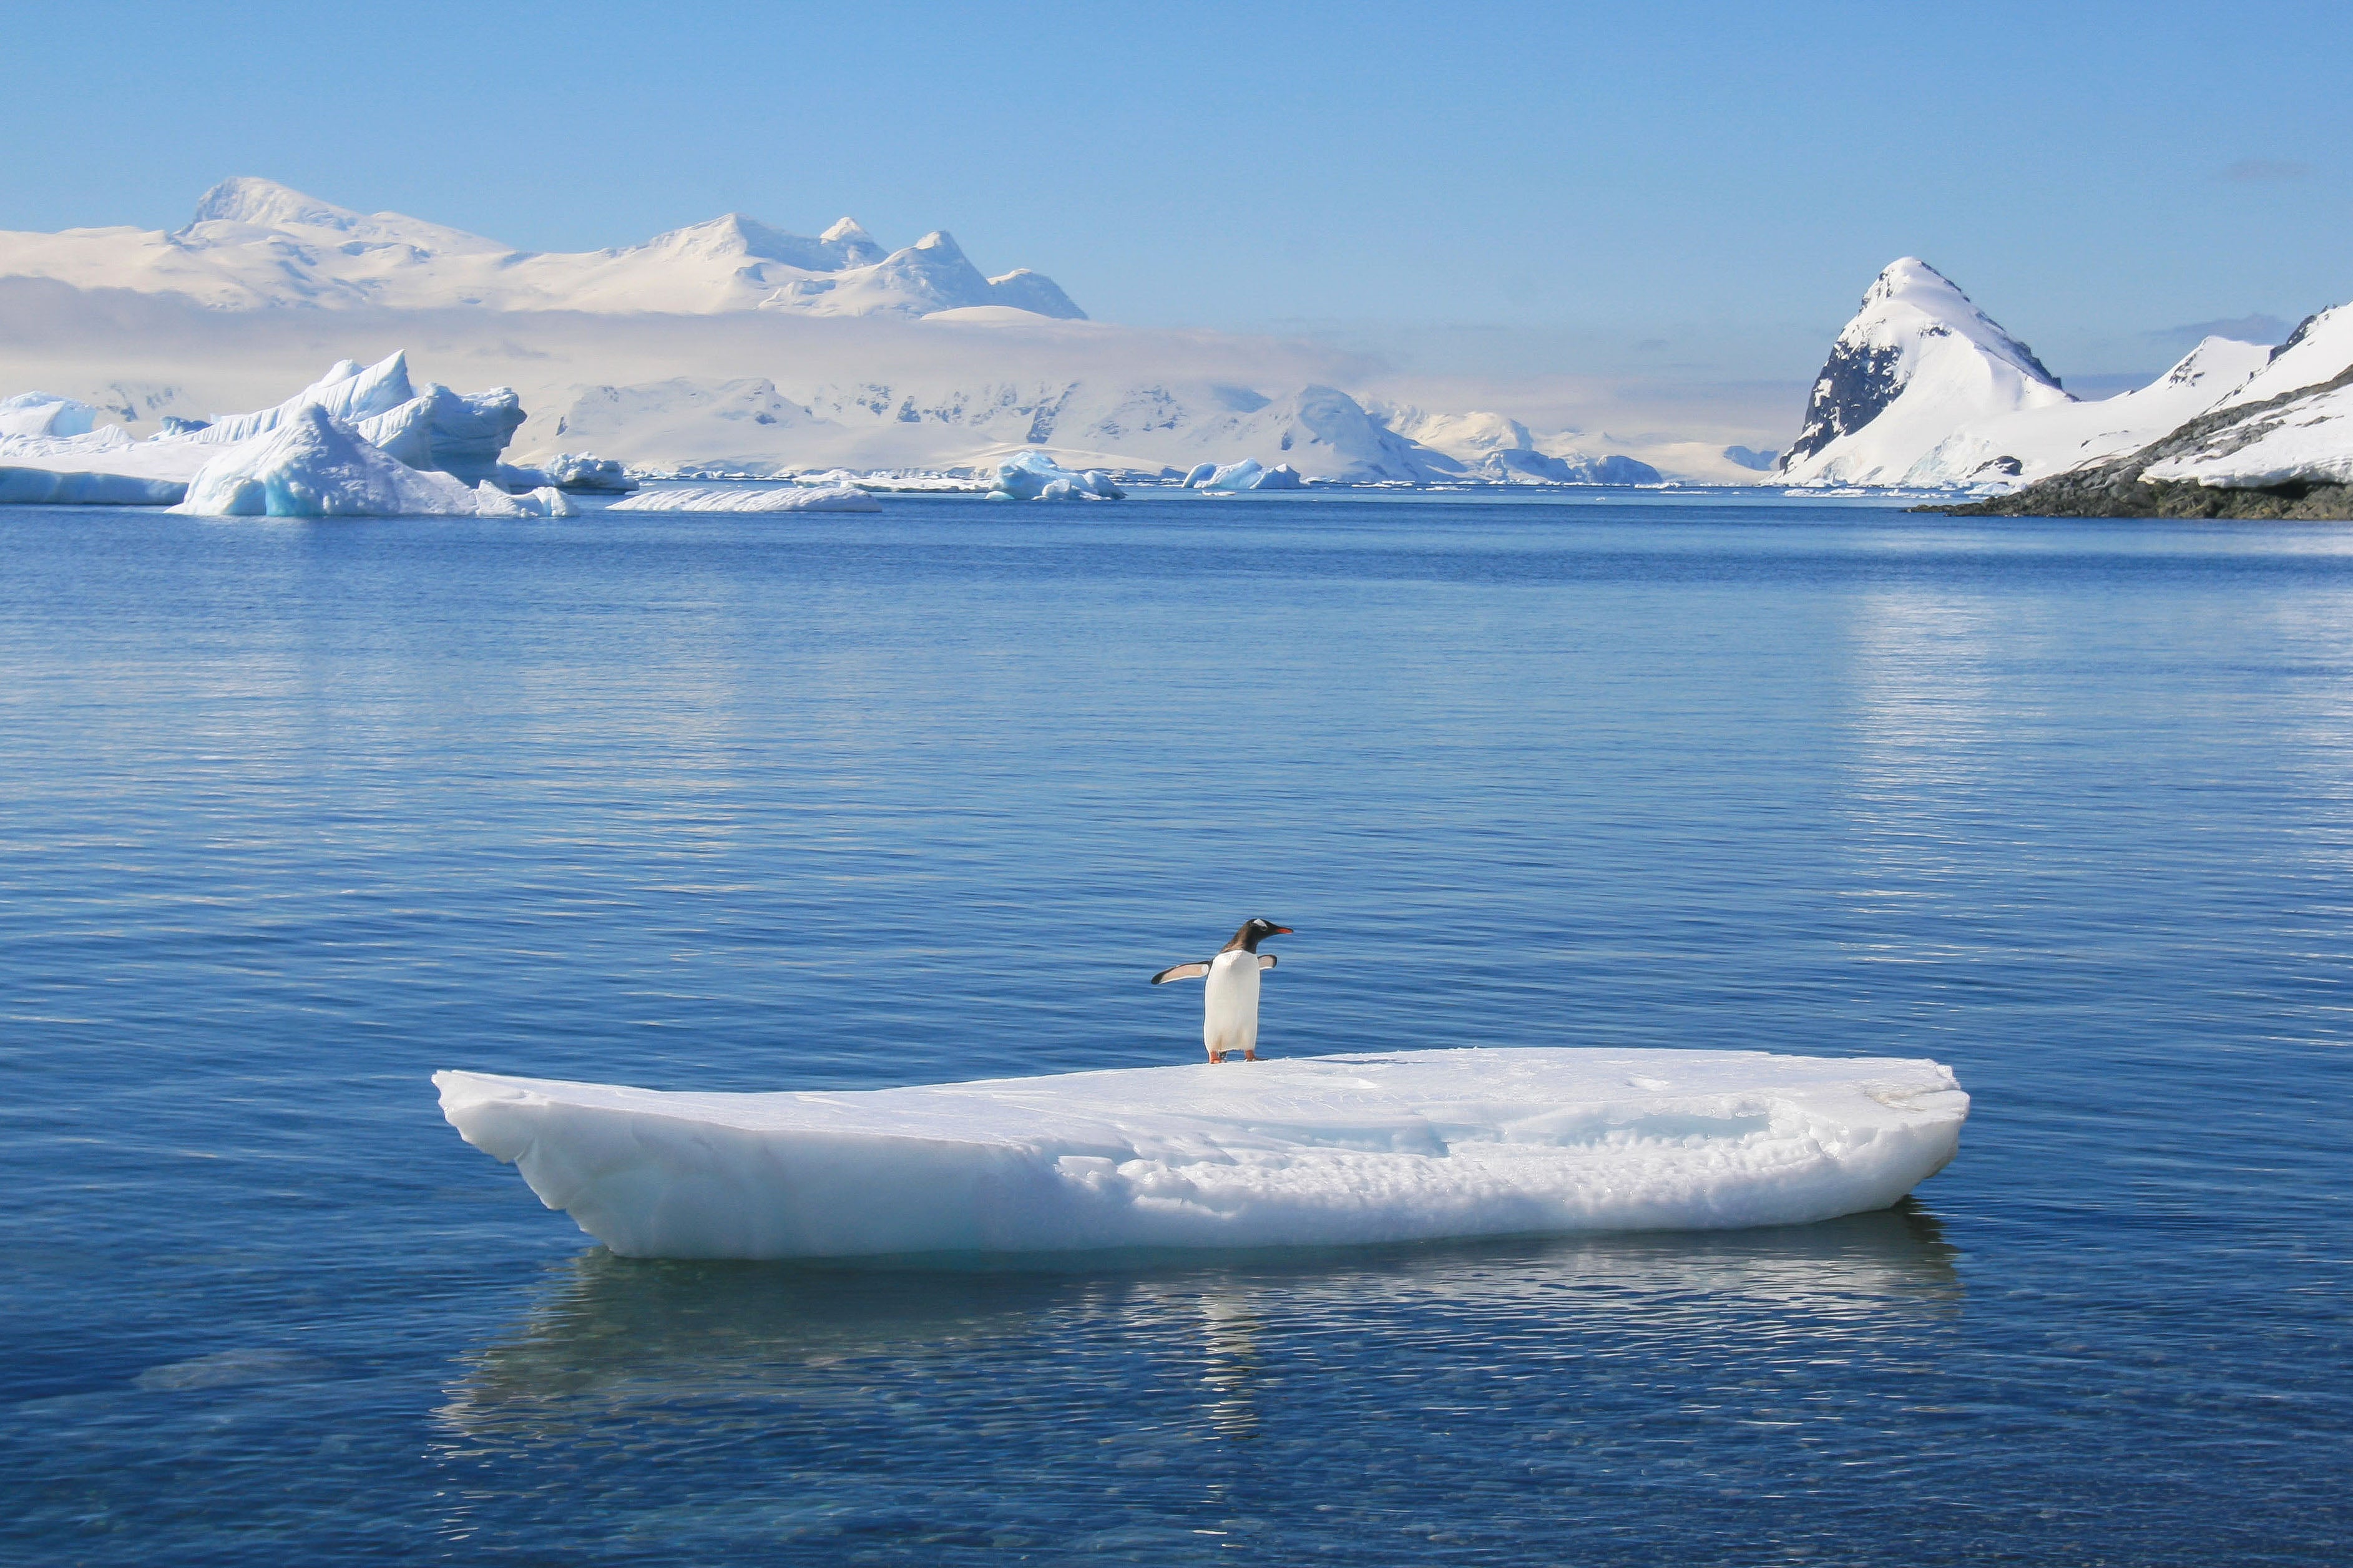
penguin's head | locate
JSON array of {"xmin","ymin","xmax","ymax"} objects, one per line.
[{"xmin": 1228, "ymin": 918, "xmax": 1294, "ymax": 952}]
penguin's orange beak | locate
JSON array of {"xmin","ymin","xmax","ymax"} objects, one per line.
[{"xmin": 1270, "ymin": 926, "xmax": 1294, "ymax": 935}]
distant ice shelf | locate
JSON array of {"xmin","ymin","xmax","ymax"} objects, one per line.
[{"xmin": 434, "ymin": 1047, "xmax": 1967, "ymax": 1259}]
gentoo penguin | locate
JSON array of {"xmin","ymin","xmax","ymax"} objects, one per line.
[{"xmin": 1152, "ymin": 918, "xmax": 1293, "ymax": 1063}]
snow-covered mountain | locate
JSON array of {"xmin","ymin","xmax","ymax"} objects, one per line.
[
  {"xmin": 2121, "ymin": 306, "xmax": 2353, "ymax": 491},
  {"xmin": 1904, "ymin": 335, "xmax": 2273, "ymax": 487},
  {"xmin": 529, "ymin": 376, "xmax": 1451, "ymax": 482},
  {"xmin": 1371, "ymin": 406, "xmax": 1663, "ymax": 484},
  {"xmin": 0, "ymin": 182, "xmax": 1799, "ymax": 483},
  {"xmin": 0, "ymin": 177, "xmax": 1085, "ymax": 319},
  {"xmin": 1777, "ymin": 259, "xmax": 2075, "ymax": 485}
]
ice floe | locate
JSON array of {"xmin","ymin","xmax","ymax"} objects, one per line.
[
  {"xmin": 605, "ymin": 484, "xmax": 882, "ymax": 513},
  {"xmin": 434, "ymin": 1047, "xmax": 1968, "ymax": 1259}
]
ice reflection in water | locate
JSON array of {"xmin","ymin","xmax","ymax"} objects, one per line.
[{"xmin": 432, "ymin": 1207, "xmax": 1959, "ymax": 1560}]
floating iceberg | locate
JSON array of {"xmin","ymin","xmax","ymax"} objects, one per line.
[
  {"xmin": 472, "ymin": 480, "xmax": 577, "ymax": 518},
  {"xmin": 1183, "ymin": 458, "xmax": 1307, "ymax": 492},
  {"xmin": 604, "ymin": 483, "xmax": 882, "ymax": 513},
  {"xmin": 190, "ymin": 351, "xmax": 418, "ymax": 447},
  {"xmin": 0, "ymin": 391, "xmax": 99, "ymax": 439},
  {"xmin": 353, "ymin": 382, "xmax": 525, "ymax": 484},
  {"xmin": 0, "ymin": 465, "xmax": 186, "ymax": 505},
  {"xmin": 988, "ymin": 450, "xmax": 1124, "ymax": 500},
  {"xmin": 502, "ymin": 452, "xmax": 636, "ymax": 493},
  {"xmin": 434, "ymin": 1048, "xmax": 1967, "ymax": 1260},
  {"xmin": 179, "ymin": 404, "xmax": 482, "ymax": 516}
]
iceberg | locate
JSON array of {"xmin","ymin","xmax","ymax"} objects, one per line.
[
  {"xmin": 178, "ymin": 403, "xmax": 482, "ymax": 516},
  {"xmin": 353, "ymin": 381, "xmax": 526, "ymax": 483},
  {"xmin": 434, "ymin": 1047, "xmax": 1967, "ymax": 1260},
  {"xmin": 604, "ymin": 483, "xmax": 882, "ymax": 513},
  {"xmin": 988, "ymin": 450, "xmax": 1124, "ymax": 500},
  {"xmin": 472, "ymin": 481, "xmax": 577, "ymax": 518},
  {"xmin": 502, "ymin": 452, "xmax": 636, "ymax": 493},
  {"xmin": 188, "ymin": 351, "xmax": 417, "ymax": 447},
  {"xmin": 0, "ymin": 465, "xmax": 185, "ymax": 505},
  {"xmin": 0, "ymin": 391, "xmax": 99, "ymax": 439},
  {"xmin": 1182, "ymin": 458, "xmax": 1308, "ymax": 492}
]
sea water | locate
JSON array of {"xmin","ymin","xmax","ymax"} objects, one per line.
[{"xmin": 2, "ymin": 492, "xmax": 2347, "ymax": 1564}]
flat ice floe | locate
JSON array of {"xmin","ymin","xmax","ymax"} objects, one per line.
[
  {"xmin": 434, "ymin": 1048, "xmax": 1967, "ymax": 1259},
  {"xmin": 605, "ymin": 483, "xmax": 882, "ymax": 513}
]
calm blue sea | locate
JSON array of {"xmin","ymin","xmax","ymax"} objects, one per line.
[{"xmin": 3, "ymin": 492, "xmax": 2349, "ymax": 1566}]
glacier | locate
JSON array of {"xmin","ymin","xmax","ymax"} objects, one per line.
[
  {"xmin": 433, "ymin": 1047, "xmax": 1968, "ymax": 1260},
  {"xmin": 605, "ymin": 484, "xmax": 883, "ymax": 513}
]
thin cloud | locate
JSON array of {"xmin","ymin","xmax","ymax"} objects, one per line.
[
  {"xmin": 2149, "ymin": 314, "xmax": 2292, "ymax": 346},
  {"xmin": 2221, "ymin": 158, "xmax": 2311, "ymax": 182}
]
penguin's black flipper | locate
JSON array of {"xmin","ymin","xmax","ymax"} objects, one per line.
[
  {"xmin": 1150, "ymin": 961, "xmax": 1211, "ymax": 985},
  {"xmin": 1258, "ymin": 954, "xmax": 1277, "ymax": 970}
]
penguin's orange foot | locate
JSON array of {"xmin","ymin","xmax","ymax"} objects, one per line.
[{"xmin": 1244, "ymin": 1051, "xmax": 1259, "ymax": 1061}]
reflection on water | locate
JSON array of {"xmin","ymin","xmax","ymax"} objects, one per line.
[{"xmin": 439, "ymin": 1204, "xmax": 1959, "ymax": 1450}]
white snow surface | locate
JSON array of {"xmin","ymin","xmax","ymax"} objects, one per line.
[
  {"xmin": 1779, "ymin": 258, "xmax": 2076, "ymax": 487},
  {"xmin": 605, "ymin": 484, "xmax": 883, "ymax": 513},
  {"xmin": 433, "ymin": 1047, "xmax": 1968, "ymax": 1259},
  {"xmin": 1907, "ymin": 336, "xmax": 2275, "ymax": 487},
  {"xmin": 2215, "ymin": 303, "xmax": 2353, "ymax": 410},
  {"xmin": 2141, "ymin": 379, "xmax": 2353, "ymax": 489},
  {"xmin": 0, "ymin": 177, "xmax": 1084, "ymax": 321}
]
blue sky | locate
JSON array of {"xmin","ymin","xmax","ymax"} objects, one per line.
[{"xmin": 4, "ymin": 0, "xmax": 2346, "ymax": 397}]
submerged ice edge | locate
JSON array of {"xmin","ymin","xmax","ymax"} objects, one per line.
[{"xmin": 434, "ymin": 1048, "xmax": 1969, "ymax": 1260}]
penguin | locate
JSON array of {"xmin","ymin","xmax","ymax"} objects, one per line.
[{"xmin": 1152, "ymin": 918, "xmax": 1293, "ymax": 1063}]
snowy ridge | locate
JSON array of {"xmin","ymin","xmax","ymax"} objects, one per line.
[
  {"xmin": 433, "ymin": 1047, "xmax": 1969, "ymax": 1259},
  {"xmin": 1778, "ymin": 259, "xmax": 2075, "ymax": 485},
  {"xmin": 527, "ymin": 375, "xmax": 1456, "ymax": 482},
  {"xmin": 0, "ymin": 177, "xmax": 1085, "ymax": 321},
  {"xmin": 1907, "ymin": 336, "xmax": 2274, "ymax": 487}
]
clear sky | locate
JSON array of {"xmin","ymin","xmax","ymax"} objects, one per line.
[{"xmin": 4, "ymin": 0, "xmax": 2346, "ymax": 401}]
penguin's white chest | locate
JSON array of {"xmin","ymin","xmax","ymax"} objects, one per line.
[{"xmin": 1202, "ymin": 950, "xmax": 1262, "ymax": 1057}]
